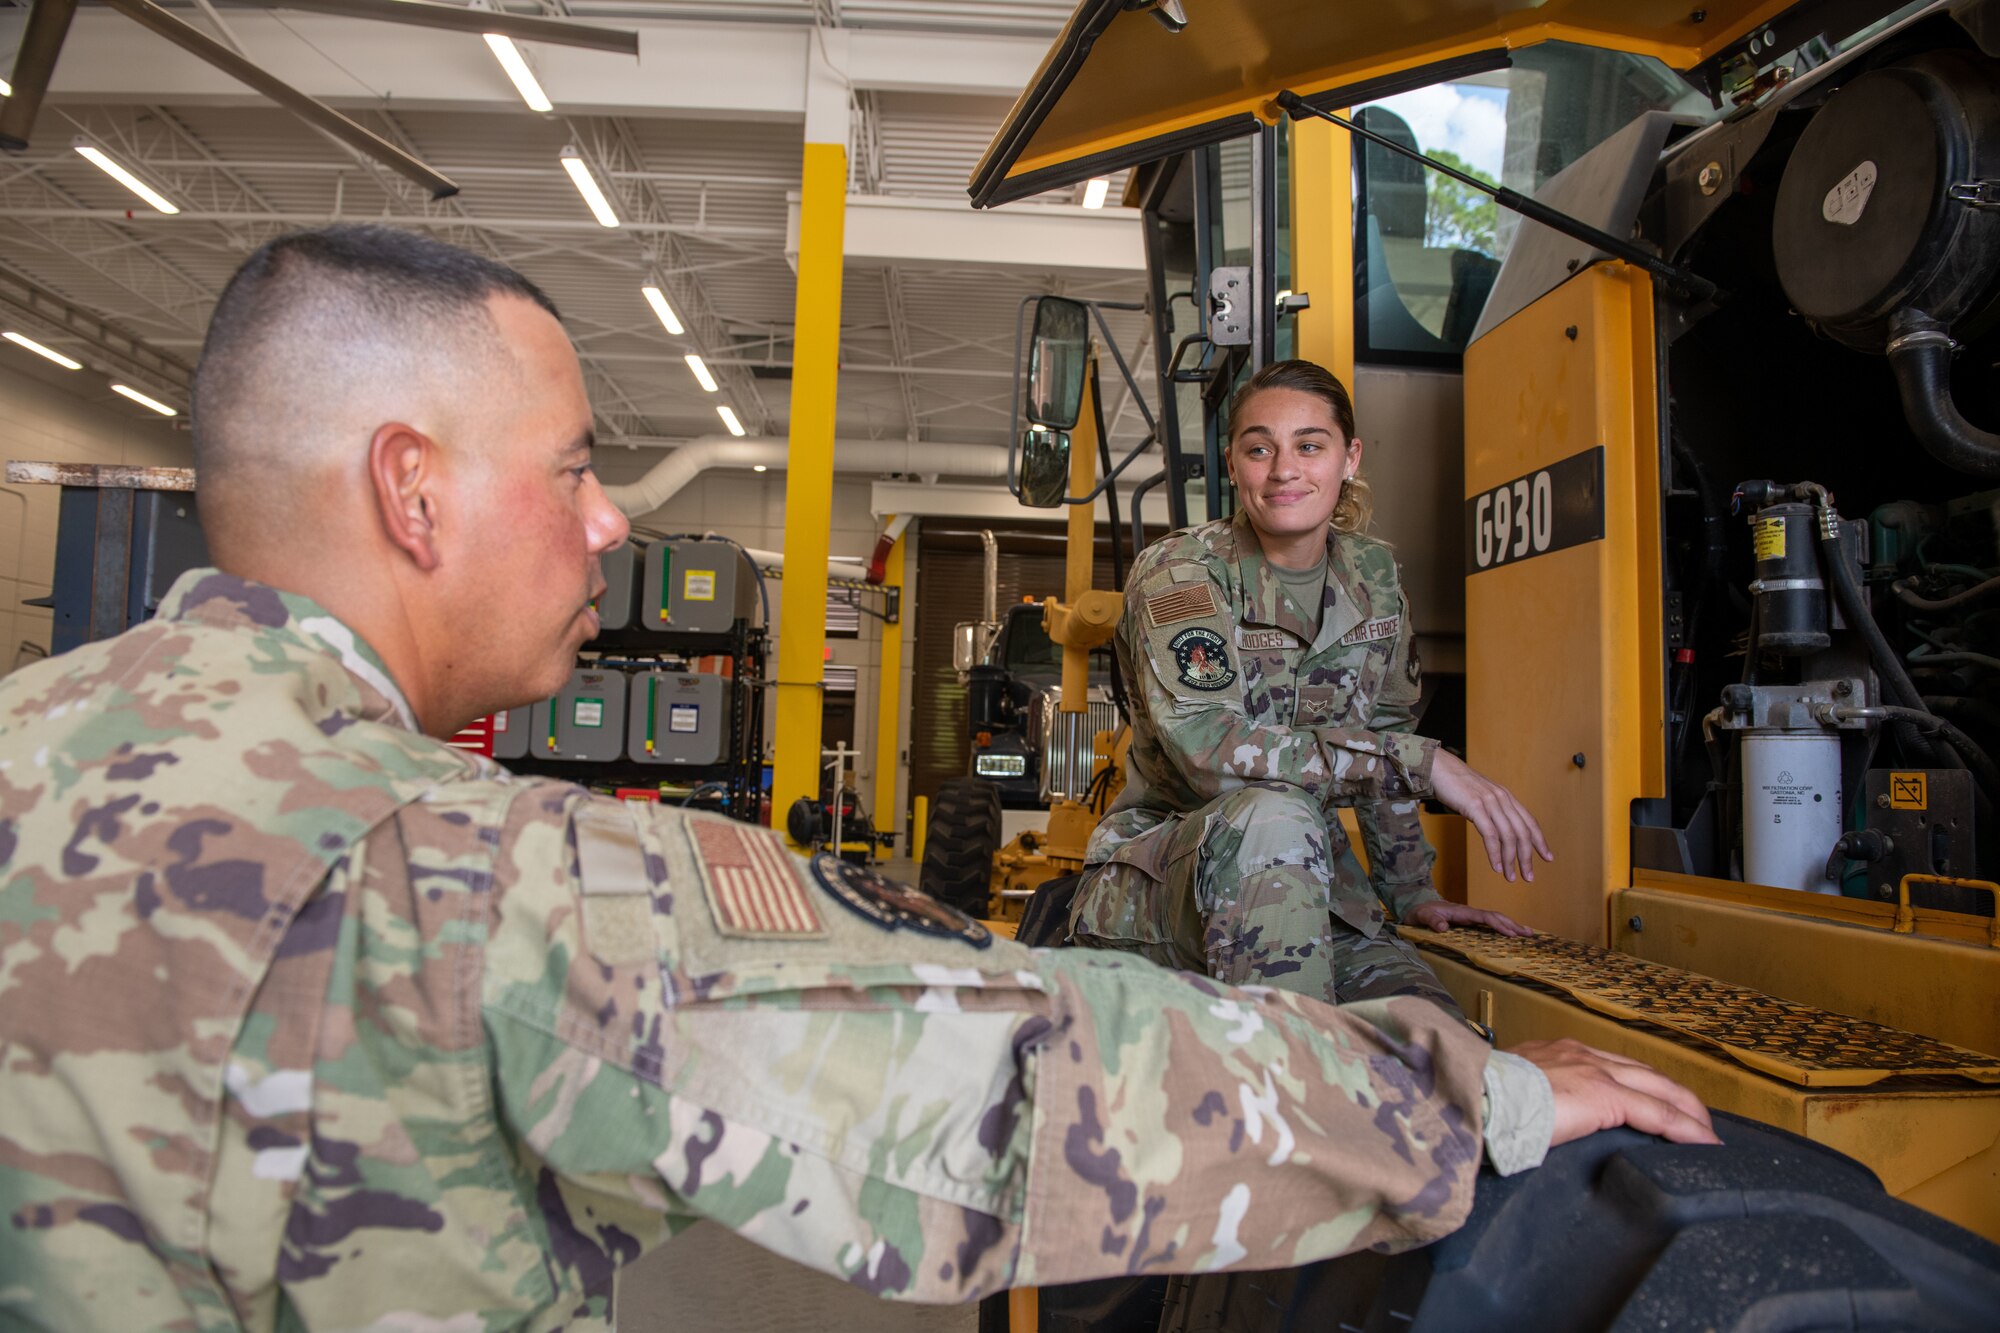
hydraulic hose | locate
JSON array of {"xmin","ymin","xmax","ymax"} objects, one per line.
[
  {"xmin": 1894, "ymin": 573, "xmax": 2000, "ymax": 613},
  {"xmin": 1815, "ymin": 505, "xmax": 1948, "ymax": 767},
  {"xmin": 1885, "ymin": 310, "xmax": 2000, "ymax": 479},
  {"xmin": 1824, "ymin": 704, "xmax": 2000, "ymax": 810}
]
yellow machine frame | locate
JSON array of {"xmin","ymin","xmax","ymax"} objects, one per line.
[{"xmin": 978, "ymin": 0, "xmax": 2000, "ymax": 1246}]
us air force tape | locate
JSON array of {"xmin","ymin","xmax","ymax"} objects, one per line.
[{"xmin": 809, "ymin": 855, "xmax": 992, "ymax": 948}]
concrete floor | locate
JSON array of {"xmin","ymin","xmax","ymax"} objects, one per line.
[{"xmin": 615, "ymin": 851, "xmax": 978, "ymax": 1331}]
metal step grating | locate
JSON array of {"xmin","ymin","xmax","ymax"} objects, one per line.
[{"xmin": 1406, "ymin": 929, "xmax": 2000, "ymax": 1088}]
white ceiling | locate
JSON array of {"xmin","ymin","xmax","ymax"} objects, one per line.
[{"xmin": 0, "ymin": 0, "xmax": 1155, "ymax": 456}]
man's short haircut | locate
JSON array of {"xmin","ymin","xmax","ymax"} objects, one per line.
[{"xmin": 190, "ymin": 225, "xmax": 559, "ymax": 483}]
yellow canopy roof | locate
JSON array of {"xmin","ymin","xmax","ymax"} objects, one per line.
[{"xmin": 971, "ymin": 0, "xmax": 1811, "ymax": 206}]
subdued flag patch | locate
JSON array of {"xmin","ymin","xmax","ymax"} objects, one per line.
[
  {"xmin": 692, "ymin": 818, "xmax": 827, "ymax": 938},
  {"xmin": 1147, "ymin": 583, "xmax": 1217, "ymax": 627}
]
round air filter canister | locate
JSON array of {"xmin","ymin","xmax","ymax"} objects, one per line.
[{"xmin": 1773, "ymin": 50, "xmax": 2000, "ymax": 351}]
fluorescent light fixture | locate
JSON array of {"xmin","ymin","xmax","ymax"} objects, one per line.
[
  {"xmin": 2, "ymin": 331, "xmax": 82, "ymax": 370},
  {"xmin": 559, "ymin": 147, "xmax": 619, "ymax": 228},
  {"xmin": 1081, "ymin": 177, "xmax": 1110, "ymax": 209},
  {"xmin": 716, "ymin": 405, "xmax": 745, "ymax": 437},
  {"xmin": 483, "ymin": 34, "xmax": 553, "ymax": 113},
  {"xmin": 74, "ymin": 141, "xmax": 179, "ymax": 215},
  {"xmin": 684, "ymin": 354, "xmax": 718, "ymax": 392},
  {"xmin": 641, "ymin": 285, "xmax": 684, "ymax": 335},
  {"xmin": 0, "ymin": 77, "xmax": 13, "ymax": 98},
  {"xmin": 751, "ymin": 464, "xmax": 768, "ymax": 473},
  {"xmin": 110, "ymin": 383, "xmax": 178, "ymax": 416}
]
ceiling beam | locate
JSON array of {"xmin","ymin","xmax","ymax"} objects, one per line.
[
  {"xmin": 869, "ymin": 478, "xmax": 1171, "ymax": 524},
  {"xmin": 32, "ymin": 12, "xmax": 1045, "ymax": 120},
  {"xmin": 789, "ymin": 194, "xmax": 1145, "ymax": 273},
  {"xmin": 0, "ymin": 262, "xmax": 194, "ymax": 391}
]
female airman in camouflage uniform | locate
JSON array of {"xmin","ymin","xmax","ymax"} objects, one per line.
[{"xmin": 1072, "ymin": 360, "xmax": 1551, "ymax": 1013}]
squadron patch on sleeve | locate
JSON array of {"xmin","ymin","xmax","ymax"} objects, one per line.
[
  {"xmin": 1146, "ymin": 583, "xmax": 1218, "ymax": 627},
  {"xmin": 1168, "ymin": 626, "xmax": 1237, "ymax": 691},
  {"xmin": 1339, "ymin": 615, "xmax": 1401, "ymax": 646},
  {"xmin": 810, "ymin": 855, "xmax": 992, "ymax": 947}
]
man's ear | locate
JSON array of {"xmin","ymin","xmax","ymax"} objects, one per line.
[{"xmin": 368, "ymin": 423, "xmax": 442, "ymax": 572}]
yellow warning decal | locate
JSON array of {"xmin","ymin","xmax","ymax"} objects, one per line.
[
  {"xmin": 1752, "ymin": 517, "xmax": 1786, "ymax": 561},
  {"xmin": 1889, "ymin": 772, "xmax": 1927, "ymax": 810}
]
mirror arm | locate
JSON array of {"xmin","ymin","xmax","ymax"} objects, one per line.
[
  {"xmin": 1012, "ymin": 294, "xmax": 1165, "ymax": 506},
  {"xmin": 1056, "ymin": 428, "xmax": 1156, "ymax": 506},
  {"xmin": 1087, "ymin": 301, "xmax": 1159, "ymax": 440}
]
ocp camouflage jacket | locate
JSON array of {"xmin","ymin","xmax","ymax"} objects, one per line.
[
  {"xmin": 0, "ymin": 569, "xmax": 1490, "ymax": 1331},
  {"xmin": 1086, "ymin": 514, "xmax": 1444, "ymax": 935}
]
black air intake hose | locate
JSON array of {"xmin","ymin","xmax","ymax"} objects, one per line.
[{"xmin": 1885, "ymin": 309, "xmax": 2000, "ymax": 479}]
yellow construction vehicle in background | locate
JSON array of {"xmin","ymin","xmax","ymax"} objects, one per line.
[
  {"xmin": 922, "ymin": 297, "xmax": 1160, "ymax": 925},
  {"xmin": 970, "ymin": 1, "xmax": 2000, "ymax": 1329}
]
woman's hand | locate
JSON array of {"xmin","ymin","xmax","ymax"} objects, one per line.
[
  {"xmin": 1405, "ymin": 901, "xmax": 1533, "ymax": 936},
  {"xmin": 1429, "ymin": 749, "xmax": 1554, "ymax": 883}
]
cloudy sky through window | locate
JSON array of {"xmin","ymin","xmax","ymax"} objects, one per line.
[{"xmin": 1360, "ymin": 83, "xmax": 1510, "ymax": 179}]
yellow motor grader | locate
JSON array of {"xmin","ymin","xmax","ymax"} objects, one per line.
[{"xmin": 966, "ymin": 2, "xmax": 2000, "ymax": 1329}]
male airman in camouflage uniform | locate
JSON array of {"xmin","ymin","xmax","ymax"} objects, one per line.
[{"xmin": 0, "ymin": 229, "xmax": 1711, "ymax": 1331}]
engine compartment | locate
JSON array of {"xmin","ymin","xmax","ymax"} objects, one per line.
[{"xmin": 1648, "ymin": 7, "xmax": 2000, "ymax": 910}]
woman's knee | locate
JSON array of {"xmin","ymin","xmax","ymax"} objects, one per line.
[{"xmin": 1206, "ymin": 782, "xmax": 1320, "ymax": 831}]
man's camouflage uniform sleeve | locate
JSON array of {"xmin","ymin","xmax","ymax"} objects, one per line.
[
  {"xmin": 1120, "ymin": 557, "xmax": 1437, "ymax": 806},
  {"xmin": 497, "ymin": 796, "xmax": 1491, "ymax": 1301},
  {"xmin": 1352, "ymin": 585, "xmax": 1442, "ymax": 921},
  {"xmin": 0, "ymin": 572, "xmax": 1488, "ymax": 1331}
]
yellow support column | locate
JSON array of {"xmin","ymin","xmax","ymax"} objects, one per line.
[
  {"xmin": 773, "ymin": 139, "xmax": 848, "ymax": 842},
  {"xmin": 871, "ymin": 525, "xmax": 907, "ymax": 860},
  {"xmin": 1288, "ymin": 112, "xmax": 1355, "ymax": 387}
]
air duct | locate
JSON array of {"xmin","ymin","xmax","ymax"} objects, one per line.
[{"xmin": 602, "ymin": 436, "xmax": 1011, "ymax": 520}]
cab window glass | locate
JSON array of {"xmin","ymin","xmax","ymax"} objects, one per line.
[
  {"xmin": 1353, "ymin": 42, "xmax": 1713, "ymax": 365},
  {"xmin": 1004, "ymin": 610, "xmax": 1059, "ymax": 672}
]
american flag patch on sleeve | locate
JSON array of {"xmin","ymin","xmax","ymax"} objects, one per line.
[
  {"xmin": 690, "ymin": 819, "xmax": 827, "ymax": 938},
  {"xmin": 1146, "ymin": 582, "xmax": 1217, "ymax": 626}
]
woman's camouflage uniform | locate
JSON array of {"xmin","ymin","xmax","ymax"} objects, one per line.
[
  {"xmin": 0, "ymin": 569, "xmax": 1527, "ymax": 1331},
  {"xmin": 1072, "ymin": 513, "xmax": 1460, "ymax": 1012}
]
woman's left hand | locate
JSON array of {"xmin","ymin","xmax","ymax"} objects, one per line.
[{"xmin": 1404, "ymin": 901, "xmax": 1533, "ymax": 936}]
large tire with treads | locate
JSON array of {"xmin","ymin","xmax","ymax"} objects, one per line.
[
  {"xmin": 1159, "ymin": 1109, "xmax": 2000, "ymax": 1332},
  {"xmin": 918, "ymin": 777, "xmax": 1002, "ymax": 914}
]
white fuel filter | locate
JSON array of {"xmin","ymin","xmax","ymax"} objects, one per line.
[{"xmin": 1742, "ymin": 730, "xmax": 1843, "ymax": 893}]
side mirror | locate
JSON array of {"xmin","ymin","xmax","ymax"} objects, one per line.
[
  {"xmin": 952, "ymin": 622, "xmax": 980, "ymax": 674},
  {"xmin": 1026, "ymin": 296, "xmax": 1089, "ymax": 431},
  {"xmin": 1019, "ymin": 428, "xmax": 1070, "ymax": 508}
]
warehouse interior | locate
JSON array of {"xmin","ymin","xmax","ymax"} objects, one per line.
[
  {"xmin": 0, "ymin": 0, "xmax": 1160, "ymax": 863},
  {"xmin": 7, "ymin": 1, "xmax": 2000, "ymax": 1329}
]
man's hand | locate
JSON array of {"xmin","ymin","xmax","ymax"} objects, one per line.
[
  {"xmin": 1430, "ymin": 749, "xmax": 1554, "ymax": 882},
  {"xmin": 1405, "ymin": 901, "xmax": 1532, "ymax": 936},
  {"xmin": 1511, "ymin": 1038, "xmax": 1720, "ymax": 1147}
]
